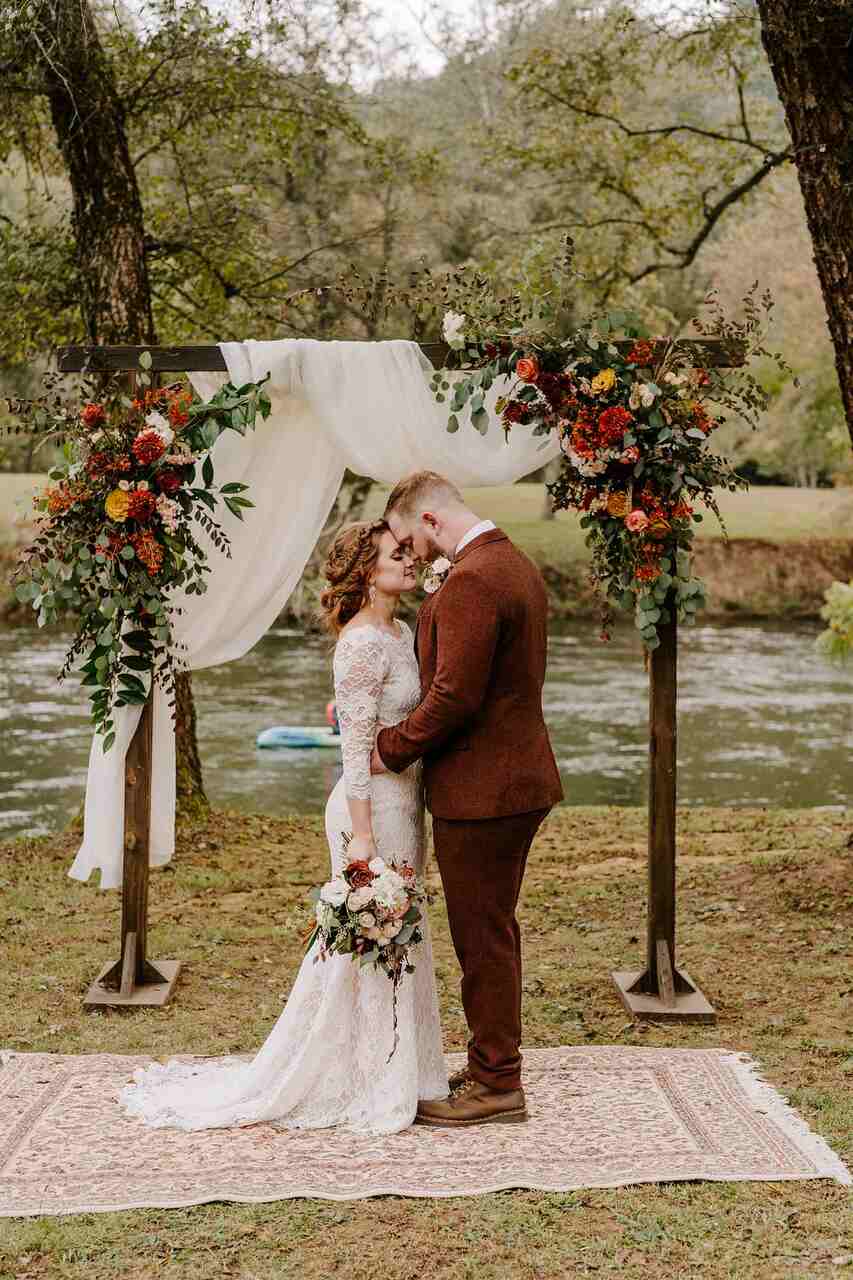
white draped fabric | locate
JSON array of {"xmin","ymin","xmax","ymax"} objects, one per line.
[{"xmin": 69, "ymin": 338, "xmax": 560, "ymax": 889}]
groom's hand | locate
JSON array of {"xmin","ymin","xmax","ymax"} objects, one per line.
[{"xmin": 370, "ymin": 744, "xmax": 388, "ymax": 775}]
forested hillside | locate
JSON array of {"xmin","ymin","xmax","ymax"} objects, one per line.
[{"xmin": 0, "ymin": 0, "xmax": 847, "ymax": 483}]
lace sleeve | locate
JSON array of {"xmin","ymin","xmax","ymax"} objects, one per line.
[{"xmin": 333, "ymin": 628, "xmax": 389, "ymax": 800}]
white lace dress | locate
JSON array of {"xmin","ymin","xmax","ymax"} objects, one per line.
[{"xmin": 119, "ymin": 620, "xmax": 448, "ymax": 1135}]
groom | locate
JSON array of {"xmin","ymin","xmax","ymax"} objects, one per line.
[{"xmin": 371, "ymin": 470, "xmax": 563, "ymax": 1126}]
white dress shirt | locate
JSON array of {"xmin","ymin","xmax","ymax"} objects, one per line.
[{"xmin": 454, "ymin": 518, "xmax": 496, "ymax": 558}]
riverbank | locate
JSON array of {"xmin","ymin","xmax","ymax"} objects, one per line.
[
  {"xmin": 0, "ymin": 804, "xmax": 850, "ymax": 1278},
  {"xmin": 3, "ymin": 478, "xmax": 851, "ymax": 624}
]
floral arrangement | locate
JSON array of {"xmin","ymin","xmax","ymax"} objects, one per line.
[
  {"xmin": 306, "ymin": 841, "xmax": 426, "ymax": 1060},
  {"xmin": 433, "ymin": 293, "xmax": 789, "ymax": 649},
  {"xmin": 423, "ymin": 555, "xmax": 452, "ymax": 594},
  {"xmin": 9, "ymin": 357, "xmax": 270, "ymax": 747}
]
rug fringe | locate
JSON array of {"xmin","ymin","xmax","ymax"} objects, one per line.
[{"xmin": 720, "ymin": 1051, "xmax": 851, "ymax": 1186}]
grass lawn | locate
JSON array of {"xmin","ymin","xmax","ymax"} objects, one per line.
[{"xmin": 1, "ymin": 805, "xmax": 850, "ymax": 1278}]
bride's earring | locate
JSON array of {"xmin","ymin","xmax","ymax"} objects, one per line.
[{"xmin": 368, "ymin": 582, "xmax": 376, "ymax": 605}]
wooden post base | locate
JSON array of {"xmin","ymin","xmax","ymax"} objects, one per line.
[
  {"xmin": 84, "ymin": 959, "xmax": 181, "ymax": 1009},
  {"xmin": 612, "ymin": 969, "xmax": 716, "ymax": 1024}
]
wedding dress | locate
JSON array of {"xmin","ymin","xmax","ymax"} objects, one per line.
[{"xmin": 119, "ymin": 620, "xmax": 448, "ymax": 1135}]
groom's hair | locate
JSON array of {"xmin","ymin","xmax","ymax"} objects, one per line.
[{"xmin": 384, "ymin": 471, "xmax": 465, "ymax": 519}]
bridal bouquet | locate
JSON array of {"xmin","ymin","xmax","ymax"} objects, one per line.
[{"xmin": 306, "ymin": 842, "xmax": 426, "ymax": 1061}]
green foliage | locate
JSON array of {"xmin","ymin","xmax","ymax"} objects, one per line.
[{"xmin": 816, "ymin": 580, "xmax": 853, "ymax": 664}]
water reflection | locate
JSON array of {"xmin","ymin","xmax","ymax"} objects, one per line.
[{"xmin": 0, "ymin": 619, "xmax": 849, "ymax": 839}]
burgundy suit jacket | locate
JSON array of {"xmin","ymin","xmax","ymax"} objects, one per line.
[{"xmin": 376, "ymin": 528, "xmax": 563, "ymax": 820}]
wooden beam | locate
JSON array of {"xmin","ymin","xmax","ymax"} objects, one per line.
[
  {"xmin": 613, "ymin": 603, "xmax": 716, "ymax": 1023},
  {"xmin": 56, "ymin": 337, "xmax": 744, "ymax": 374}
]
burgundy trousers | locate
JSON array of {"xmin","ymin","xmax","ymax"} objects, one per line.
[{"xmin": 432, "ymin": 807, "xmax": 550, "ymax": 1093}]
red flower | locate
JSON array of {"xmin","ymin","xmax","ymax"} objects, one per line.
[
  {"xmin": 81, "ymin": 402, "xmax": 107, "ymax": 428},
  {"xmin": 85, "ymin": 450, "xmax": 111, "ymax": 477},
  {"xmin": 109, "ymin": 454, "xmax": 132, "ymax": 473},
  {"xmin": 502, "ymin": 399, "xmax": 536, "ymax": 426},
  {"xmin": 346, "ymin": 860, "xmax": 374, "ymax": 889},
  {"xmin": 597, "ymin": 405, "xmax": 633, "ymax": 445},
  {"xmin": 626, "ymin": 340, "xmax": 656, "ymax": 366},
  {"xmin": 132, "ymin": 430, "xmax": 167, "ymax": 466},
  {"xmin": 127, "ymin": 488, "xmax": 157, "ymax": 522},
  {"xmin": 156, "ymin": 469, "xmax": 183, "ymax": 496}
]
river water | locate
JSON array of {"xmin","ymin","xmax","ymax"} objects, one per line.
[{"xmin": 1, "ymin": 620, "xmax": 849, "ymax": 840}]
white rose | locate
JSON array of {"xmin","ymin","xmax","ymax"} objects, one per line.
[
  {"xmin": 639, "ymin": 384, "xmax": 657, "ymax": 408},
  {"xmin": 423, "ymin": 575, "xmax": 441, "ymax": 594},
  {"xmin": 118, "ymin": 480, "xmax": 131, "ymax": 492},
  {"xmin": 320, "ymin": 877, "xmax": 349, "ymax": 907},
  {"xmin": 442, "ymin": 310, "xmax": 467, "ymax": 348},
  {"xmin": 359, "ymin": 911, "xmax": 376, "ymax": 929},
  {"xmin": 347, "ymin": 885, "xmax": 374, "ymax": 911},
  {"xmin": 431, "ymin": 557, "xmax": 452, "ymax": 575},
  {"xmin": 368, "ymin": 857, "xmax": 386, "ymax": 874}
]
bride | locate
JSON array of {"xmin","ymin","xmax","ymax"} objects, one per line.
[{"xmin": 119, "ymin": 518, "xmax": 449, "ymax": 1135}]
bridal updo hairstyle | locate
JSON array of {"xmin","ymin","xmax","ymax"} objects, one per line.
[{"xmin": 320, "ymin": 518, "xmax": 389, "ymax": 635}]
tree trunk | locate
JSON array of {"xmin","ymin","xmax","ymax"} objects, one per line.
[
  {"xmin": 28, "ymin": 0, "xmax": 207, "ymax": 815},
  {"xmin": 756, "ymin": 0, "xmax": 853, "ymax": 445}
]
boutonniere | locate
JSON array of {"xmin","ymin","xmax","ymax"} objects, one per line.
[{"xmin": 422, "ymin": 556, "xmax": 452, "ymax": 595}]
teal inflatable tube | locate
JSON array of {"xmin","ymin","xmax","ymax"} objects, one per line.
[{"xmin": 256, "ymin": 726, "xmax": 342, "ymax": 750}]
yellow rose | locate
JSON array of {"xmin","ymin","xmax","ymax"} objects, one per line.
[
  {"xmin": 591, "ymin": 368, "xmax": 617, "ymax": 396},
  {"xmin": 606, "ymin": 491, "xmax": 630, "ymax": 517},
  {"xmin": 105, "ymin": 488, "xmax": 130, "ymax": 522}
]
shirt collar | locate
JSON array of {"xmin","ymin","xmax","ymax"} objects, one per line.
[{"xmin": 454, "ymin": 518, "xmax": 496, "ymax": 558}]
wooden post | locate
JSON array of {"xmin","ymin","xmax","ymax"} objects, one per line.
[
  {"xmin": 84, "ymin": 695, "xmax": 181, "ymax": 1008},
  {"xmin": 613, "ymin": 601, "xmax": 716, "ymax": 1023}
]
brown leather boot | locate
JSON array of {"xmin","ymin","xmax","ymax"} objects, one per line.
[{"xmin": 415, "ymin": 1078, "xmax": 527, "ymax": 1127}]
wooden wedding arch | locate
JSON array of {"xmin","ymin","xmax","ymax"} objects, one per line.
[{"xmin": 59, "ymin": 337, "xmax": 742, "ymax": 1024}]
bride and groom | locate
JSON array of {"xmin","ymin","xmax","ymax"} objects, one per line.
[{"xmin": 120, "ymin": 470, "xmax": 563, "ymax": 1135}]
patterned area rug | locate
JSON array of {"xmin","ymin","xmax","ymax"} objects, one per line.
[{"xmin": 0, "ymin": 1046, "xmax": 848, "ymax": 1216}]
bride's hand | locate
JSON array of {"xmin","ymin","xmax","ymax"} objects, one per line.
[{"xmin": 347, "ymin": 833, "xmax": 377, "ymax": 860}]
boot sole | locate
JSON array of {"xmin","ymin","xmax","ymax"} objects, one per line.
[{"xmin": 414, "ymin": 1108, "xmax": 528, "ymax": 1127}]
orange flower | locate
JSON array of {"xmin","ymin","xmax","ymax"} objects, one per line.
[
  {"xmin": 131, "ymin": 530, "xmax": 164, "ymax": 574},
  {"xmin": 648, "ymin": 517, "xmax": 672, "ymax": 541},
  {"xmin": 606, "ymin": 492, "xmax": 630, "ymax": 518},
  {"xmin": 167, "ymin": 388, "xmax": 193, "ymax": 429},
  {"xmin": 45, "ymin": 483, "xmax": 77, "ymax": 514},
  {"xmin": 81, "ymin": 402, "xmax": 106, "ymax": 428},
  {"xmin": 515, "ymin": 355, "xmax": 540, "ymax": 383}
]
